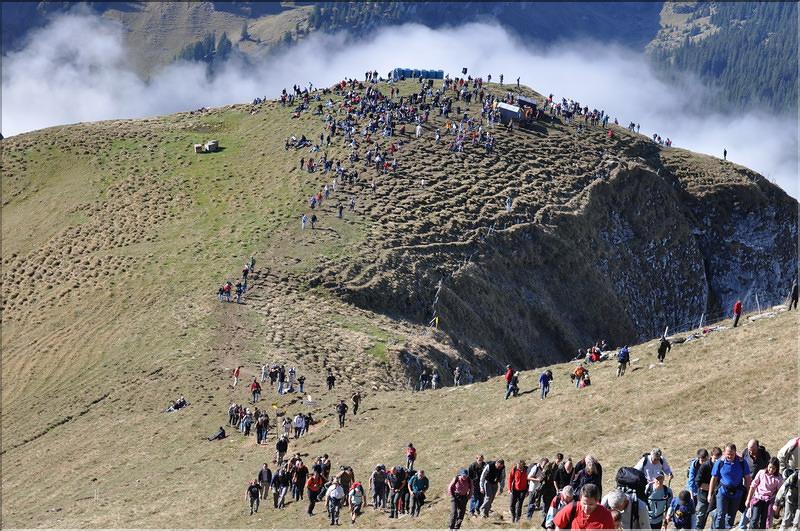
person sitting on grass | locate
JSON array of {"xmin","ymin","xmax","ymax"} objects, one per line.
[
  {"xmin": 208, "ymin": 426, "xmax": 226, "ymax": 441},
  {"xmin": 165, "ymin": 396, "xmax": 188, "ymax": 412}
]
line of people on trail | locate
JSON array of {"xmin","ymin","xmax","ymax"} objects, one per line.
[
  {"xmin": 244, "ymin": 444, "xmax": 430, "ymax": 525},
  {"xmin": 217, "ymin": 256, "xmax": 256, "ymax": 304},
  {"xmin": 444, "ymin": 437, "xmax": 799, "ymax": 530},
  {"xmin": 258, "ymin": 363, "xmax": 305, "ymax": 395}
]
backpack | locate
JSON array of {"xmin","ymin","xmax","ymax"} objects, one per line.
[
  {"xmin": 687, "ymin": 457, "xmax": 700, "ymax": 480},
  {"xmin": 671, "ymin": 500, "xmax": 694, "ymax": 528},
  {"xmin": 616, "ymin": 466, "xmax": 649, "ymax": 502},
  {"xmin": 618, "ymin": 348, "xmax": 629, "ymax": 363}
]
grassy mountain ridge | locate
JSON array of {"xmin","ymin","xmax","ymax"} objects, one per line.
[{"xmin": 1, "ymin": 78, "xmax": 797, "ymax": 526}]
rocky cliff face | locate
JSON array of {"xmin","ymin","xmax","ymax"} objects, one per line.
[
  {"xmin": 662, "ymin": 151, "xmax": 798, "ymax": 320},
  {"xmin": 435, "ymin": 161, "xmax": 797, "ymax": 376},
  {"xmin": 337, "ymin": 142, "xmax": 797, "ymax": 379}
]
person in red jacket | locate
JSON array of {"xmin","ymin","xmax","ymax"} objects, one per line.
[
  {"xmin": 508, "ymin": 460, "xmax": 529, "ymax": 523},
  {"xmin": 733, "ymin": 300, "xmax": 743, "ymax": 327},
  {"xmin": 503, "ymin": 365, "xmax": 513, "ymax": 397},
  {"xmin": 250, "ymin": 378, "xmax": 261, "ymax": 403},
  {"xmin": 553, "ymin": 484, "xmax": 616, "ymax": 529}
]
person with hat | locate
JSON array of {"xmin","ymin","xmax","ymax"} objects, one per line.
[
  {"xmin": 448, "ymin": 468, "xmax": 473, "ymax": 529},
  {"xmin": 325, "ymin": 477, "xmax": 345, "ymax": 525},
  {"xmin": 349, "ymin": 480, "xmax": 366, "ymax": 523}
]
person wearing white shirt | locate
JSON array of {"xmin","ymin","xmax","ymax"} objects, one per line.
[
  {"xmin": 635, "ymin": 448, "xmax": 674, "ymax": 484},
  {"xmin": 325, "ymin": 479, "xmax": 345, "ymax": 525}
]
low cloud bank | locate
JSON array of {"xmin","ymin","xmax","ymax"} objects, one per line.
[{"xmin": 2, "ymin": 13, "xmax": 796, "ymax": 197}]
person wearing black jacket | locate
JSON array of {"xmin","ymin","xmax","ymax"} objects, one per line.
[
  {"xmin": 387, "ymin": 467, "xmax": 407, "ymax": 518},
  {"xmin": 554, "ymin": 459, "xmax": 574, "ymax": 491},
  {"xmin": 275, "ymin": 435, "xmax": 289, "ymax": 466},
  {"xmin": 571, "ymin": 455, "xmax": 603, "ymax": 498},
  {"xmin": 695, "ymin": 447, "xmax": 722, "ymax": 529},
  {"xmin": 468, "ymin": 455, "xmax": 486, "ymax": 516},
  {"xmin": 657, "ymin": 337, "xmax": 671, "ymax": 363},
  {"xmin": 270, "ymin": 469, "xmax": 290, "ymax": 509},
  {"xmin": 208, "ymin": 426, "xmax": 226, "ymax": 441}
]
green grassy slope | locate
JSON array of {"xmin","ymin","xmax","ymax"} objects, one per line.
[
  {"xmin": 1, "ymin": 78, "xmax": 796, "ymax": 527},
  {"xmin": 2, "ymin": 306, "xmax": 796, "ymax": 527}
]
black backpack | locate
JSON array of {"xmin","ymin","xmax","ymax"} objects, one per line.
[{"xmin": 615, "ymin": 466, "xmax": 648, "ymax": 502}]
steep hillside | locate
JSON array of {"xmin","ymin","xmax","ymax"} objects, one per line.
[
  {"xmin": 1, "ymin": 78, "xmax": 797, "ymax": 526},
  {"xmin": 2, "ymin": 299, "xmax": 797, "ymax": 527}
]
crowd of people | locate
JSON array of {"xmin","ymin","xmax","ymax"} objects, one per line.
[
  {"xmin": 217, "ymin": 256, "xmax": 256, "ymax": 304},
  {"xmin": 284, "ymin": 69, "xmax": 649, "ymax": 244},
  {"xmin": 245, "ymin": 446, "xmax": 430, "ymax": 525},
  {"xmin": 198, "ymin": 72, "xmax": 800, "ymax": 529},
  {"xmin": 237, "ymin": 437, "xmax": 800, "ymax": 529}
]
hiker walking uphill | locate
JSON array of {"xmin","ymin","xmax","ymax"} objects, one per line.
[
  {"xmin": 232, "ymin": 366, "xmax": 243, "ymax": 388},
  {"xmin": 777, "ymin": 436, "xmax": 800, "ymax": 476},
  {"xmin": 508, "ymin": 460, "xmax": 528, "ymax": 523},
  {"xmin": 246, "ymin": 480, "xmax": 262, "ymax": 515},
  {"xmin": 743, "ymin": 457, "xmax": 781, "ymax": 530},
  {"xmin": 306, "ymin": 470, "xmax": 324, "ymax": 515},
  {"xmin": 694, "ymin": 447, "xmax": 722, "ymax": 529},
  {"xmin": 775, "ymin": 467, "xmax": 799, "ymax": 530},
  {"xmin": 664, "ymin": 489, "xmax": 696, "ymax": 530},
  {"xmin": 539, "ymin": 369, "xmax": 553, "ymax": 399},
  {"xmin": 351, "ymin": 391, "xmax": 361, "ymax": 415},
  {"xmin": 617, "ymin": 346, "xmax": 630, "ymax": 376},
  {"xmin": 406, "ymin": 443, "xmax": 417, "ymax": 470},
  {"xmin": 790, "ymin": 279, "xmax": 799, "ymax": 310},
  {"xmin": 480, "ymin": 459, "xmax": 506, "ymax": 517},
  {"xmin": 601, "ymin": 488, "xmax": 649, "ymax": 530},
  {"xmin": 635, "ymin": 448, "xmax": 674, "ymax": 484},
  {"xmin": 249, "ymin": 378, "xmax": 261, "ymax": 403},
  {"xmin": 448, "ymin": 468, "xmax": 473, "ymax": 529},
  {"xmin": 503, "ymin": 365, "xmax": 517, "ymax": 399},
  {"xmin": 657, "ymin": 336, "xmax": 671, "ymax": 363},
  {"xmin": 553, "ymin": 483, "xmax": 616, "ymax": 529},
  {"xmin": 733, "ymin": 299, "xmax": 743, "ymax": 327},
  {"xmin": 335, "ymin": 399, "xmax": 348, "ymax": 428},
  {"xmin": 408, "ymin": 469, "xmax": 429, "ymax": 517},
  {"xmin": 708, "ymin": 443, "xmax": 752, "ymax": 529},
  {"xmin": 325, "ymin": 478, "xmax": 345, "ymax": 525},
  {"xmin": 645, "ymin": 471, "xmax": 673, "ymax": 529},
  {"xmin": 468, "ymin": 454, "xmax": 486, "ymax": 516}
]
